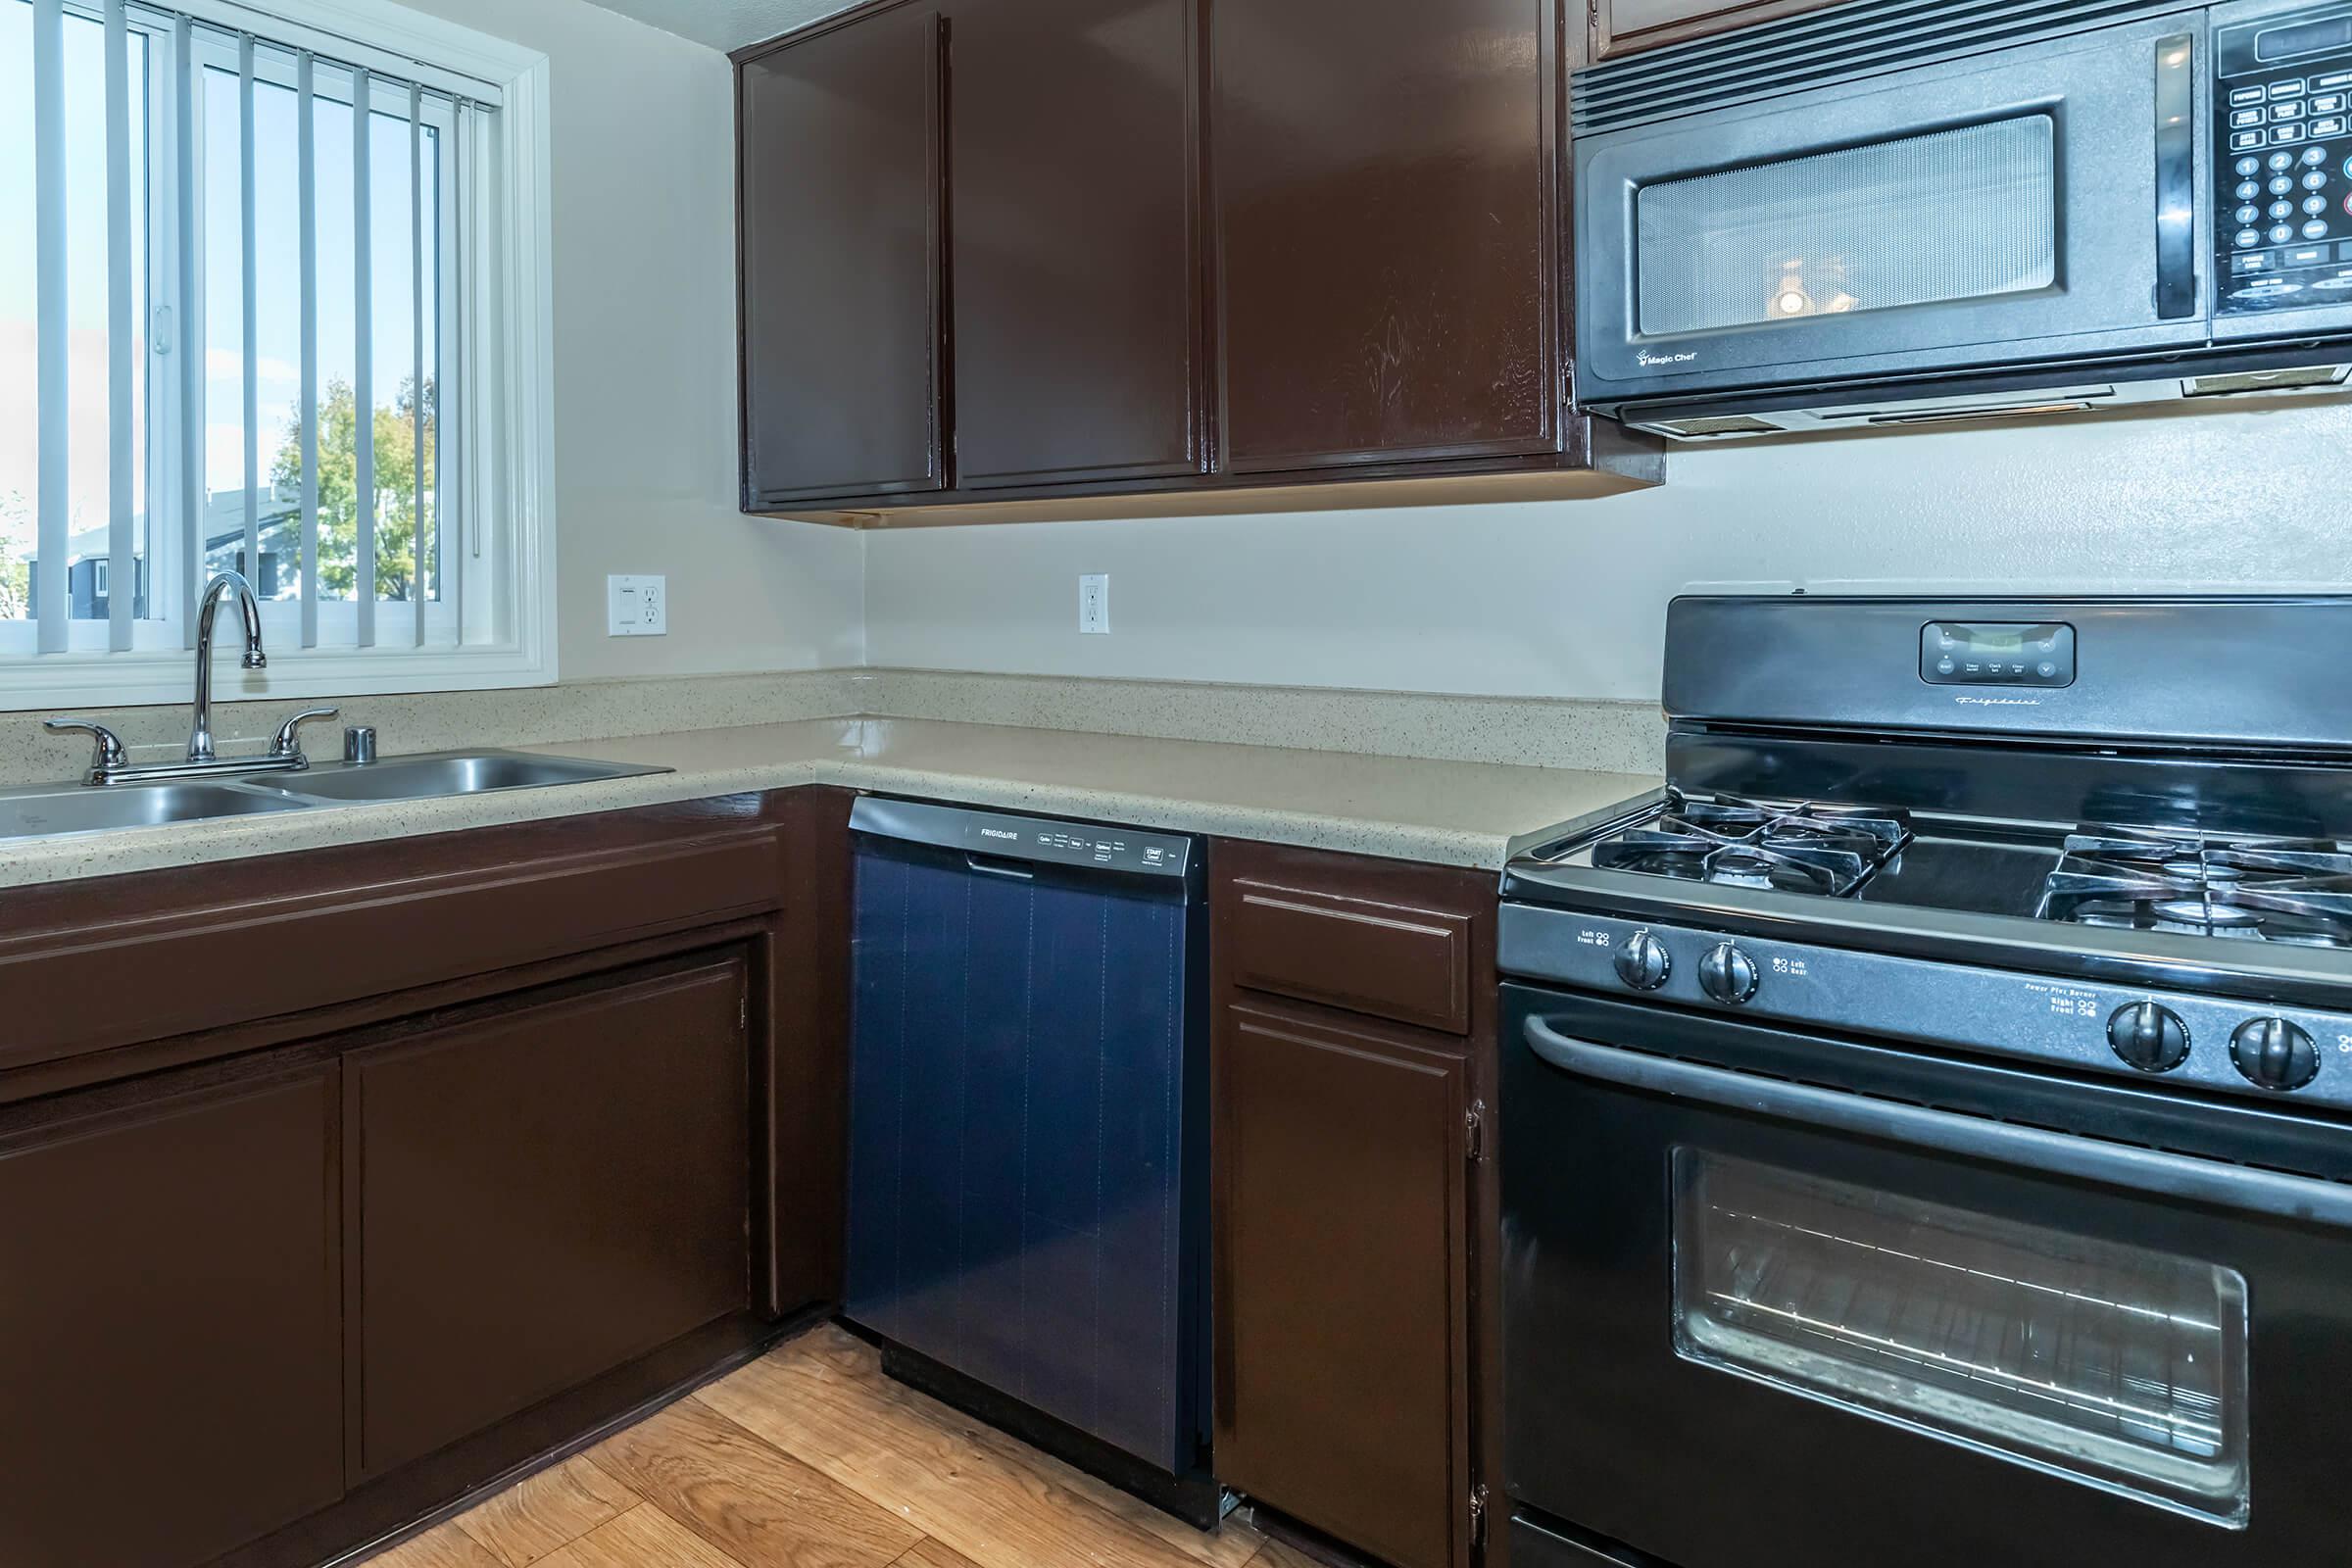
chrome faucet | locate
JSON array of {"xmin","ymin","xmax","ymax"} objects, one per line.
[
  {"xmin": 189, "ymin": 568, "xmax": 269, "ymax": 763},
  {"xmin": 45, "ymin": 570, "xmax": 339, "ymax": 786}
]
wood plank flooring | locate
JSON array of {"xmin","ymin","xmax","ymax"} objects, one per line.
[{"xmin": 369, "ymin": 1325, "xmax": 1280, "ymax": 1568}]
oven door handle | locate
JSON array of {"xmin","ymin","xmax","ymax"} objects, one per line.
[{"xmin": 1525, "ymin": 1016, "xmax": 2352, "ymax": 1231}]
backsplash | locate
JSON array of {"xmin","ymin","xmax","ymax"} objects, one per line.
[
  {"xmin": 0, "ymin": 668, "xmax": 1665, "ymax": 791},
  {"xmin": 861, "ymin": 399, "xmax": 2352, "ymax": 704}
]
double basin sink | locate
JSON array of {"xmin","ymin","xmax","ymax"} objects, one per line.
[{"xmin": 0, "ymin": 751, "xmax": 672, "ymax": 844}]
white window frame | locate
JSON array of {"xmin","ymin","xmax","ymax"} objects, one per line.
[{"xmin": 1, "ymin": 0, "xmax": 555, "ymax": 710}]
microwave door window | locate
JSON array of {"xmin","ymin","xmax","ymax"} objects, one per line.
[{"xmin": 1634, "ymin": 117, "xmax": 2059, "ymax": 338}]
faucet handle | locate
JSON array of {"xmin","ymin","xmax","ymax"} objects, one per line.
[
  {"xmin": 270, "ymin": 707, "xmax": 341, "ymax": 761},
  {"xmin": 45, "ymin": 718, "xmax": 128, "ymax": 783}
]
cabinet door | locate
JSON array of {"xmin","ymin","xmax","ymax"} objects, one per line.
[
  {"xmin": 0, "ymin": 1063, "xmax": 342, "ymax": 1568},
  {"xmin": 739, "ymin": 10, "xmax": 946, "ymax": 504},
  {"xmin": 1212, "ymin": 0, "xmax": 1558, "ymax": 472},
  {"xmin": 951, "ymin": 0, "xmax": 1202, "ymax": 487},
  {"xmin": 1590, "ymin": 0, "xmax": 1845, "ymax": 60},
  {"xmin": 1213, "ymin": 999, "xmax": 1472, "ymax": 1568},
  {"xmin": 350, "ymin": 956, "xmax": 753, "ymax": 1477}
]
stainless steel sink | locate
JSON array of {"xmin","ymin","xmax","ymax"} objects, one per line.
[
  {"xmin": 0, "ymin": 750, "xmax": 671, "ymax": 844},
  {"xmin": 246, "ymin": 750, "xmax": 671, "ymax": 805},
  {"xmin": 0, "ymin": 781, "xmax": 308, "ymax": 840}
]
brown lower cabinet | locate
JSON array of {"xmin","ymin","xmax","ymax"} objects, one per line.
[
  {"xmin": 1214, "ymin": 999, "xmax": 1474, "ymax": 1568},
  {"xmin": 0, "ymin": 1057, "xmax": 343, "ymax": 1568},
  {"xmin": 350, "ymin": 956, "xmax": 755, "ymax": 1479},
  {"xmin": 0, "ymin": 791, "xmax": 854, "ymax": 1568},
  {"xmin": 1210, "ymin": 839, "xmax": 1500, "ymax": 1568}
]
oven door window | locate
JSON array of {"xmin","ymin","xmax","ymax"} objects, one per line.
[
  {"xmin": 1635, "ymin": 116, "xmax": 2058, "ymax": 337},
  {"xmin": 1672, "ymin": 1151, "xmax": 2251, "ymax": 1525}
]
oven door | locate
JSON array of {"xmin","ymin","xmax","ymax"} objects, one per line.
[
  {"xmin": 1573, "ymin": 12, "xmax": 2212, "ymax": 407},
  {"xmin": 1500, "ymin": 985, "xmax": 2352, "ymax": 1568}
]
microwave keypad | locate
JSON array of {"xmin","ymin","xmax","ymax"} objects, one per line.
[{"xmin": 2221, "ymin": 65, "xmax": 2352, "ymax": 313}]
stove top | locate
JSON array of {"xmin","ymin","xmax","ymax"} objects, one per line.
[
  {"xmin": 1519, "ymin": 787, "xmax": 2352, "ymax": 951},
  {"xmin": 1589, "ymin": 793, "xmax": 1913, "ymax": 897},
  {"xmin": 2037, "ymin": 827, "xmax": 2352, "ymax": 949}
]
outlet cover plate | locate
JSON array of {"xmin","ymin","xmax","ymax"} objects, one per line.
[
  {"xmin": 608, "ymin": 574, "xmax": 667, "ymax": 637},
  {"xmin": 1079, "ymin": 573, "xmax": 1110, "ymax": 635}
]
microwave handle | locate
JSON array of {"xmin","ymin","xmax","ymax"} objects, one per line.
[
  {"xmin": 1524, "ymin": 1015, "xmax": 2352, "ymax": 1231},
  {"xmin": 2154, "ymin": 30, "xmax": 2199, "ymax": 320}
]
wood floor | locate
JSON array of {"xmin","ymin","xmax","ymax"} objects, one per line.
[{"xmin": 370, "ymin": 1323, "xmax": 1311, "ymax": 1568}]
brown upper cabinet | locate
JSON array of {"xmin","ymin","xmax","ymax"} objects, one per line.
[
  {"xmin": 1211, "ymin": 0, "xmax": 1560, "ymax": 471},
  {"xmin": 738, "ymin": 7, "xmax": 947, "ymax": 506},
  {"xmin": 950, "ymin": 0, "xmax": 1205, "ymax": 487},
  {"xmin": 1584, "ymin": 0, "xmax": 1848, "ymax": 62},
  {"xmin": 733, "ymin": 0, "xmax": 1660, "ymax": 525}
]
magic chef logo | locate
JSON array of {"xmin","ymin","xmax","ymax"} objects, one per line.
[
  {"xmin": 1956, "ymin": 695, "xmax": 2043, "ymax": 708},
  {"xmin": 1637, "ymin": 350, "xmax": 1699, "ymax": 368}
]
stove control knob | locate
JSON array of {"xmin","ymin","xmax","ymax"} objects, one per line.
[
  {"xmin": 1699, "ymin": 943, "xmax": 1761, "ymax": 1005},
  {"xmin": 1614, "ymin": 930, "xmax": 1672, "ymax": 992},
  {"xmin": 2107, "ymin": 1003, "xmax": 2190, "ymax": 1074},
  {"xmin": 2230, "ymin": 1017, "xmax": 2321, "ymax": 1092}
]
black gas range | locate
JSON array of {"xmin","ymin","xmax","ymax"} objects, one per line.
[{"xmin": 1497, "ymin": 597, "xmax": 2352, "ymax": 1568}]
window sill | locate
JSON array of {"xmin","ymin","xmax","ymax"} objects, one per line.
[{"xmin": 0, "ymin": 644, "xmax": 556, "ymax": 713}]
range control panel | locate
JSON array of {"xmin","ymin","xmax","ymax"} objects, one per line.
[
  {"xmin": 1918, "ymin": 621, "xmax": 2076, "ymax": 688},
  {"xmin": 1499, "ymin": 906, "xmax": 2352, "ymax": 1111},
  {"xmin": 2218, "ymin": 4, "xmax": 2352, "ymax": 313}
]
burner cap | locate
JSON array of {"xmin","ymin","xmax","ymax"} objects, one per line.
[{"xmin": 2152, "ymin": 899, "xmax": 2264, "ymax": 932}]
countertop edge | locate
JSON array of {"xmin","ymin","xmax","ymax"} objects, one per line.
[{"xmin": 0, "ymin": 725, "xmax": 1656, "ymax": 891}]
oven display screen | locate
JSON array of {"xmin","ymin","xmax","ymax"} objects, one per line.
[{"xmin": 1920, "ymin": 621, "xmax": 2076, "ymax": 687}]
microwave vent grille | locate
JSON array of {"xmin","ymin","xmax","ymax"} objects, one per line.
[{"xmin": 1573, "ymin": 0, "xmax": 2183, "ymax": 137}]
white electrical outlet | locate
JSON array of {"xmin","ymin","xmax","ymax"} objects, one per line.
[
  {"xmin": 1079, "ymin": 573, "xmax": 1110, "ymax": 634},
  {"xmin": 607, "ymin": 574, "xmax": 668, "ymax": 637}
]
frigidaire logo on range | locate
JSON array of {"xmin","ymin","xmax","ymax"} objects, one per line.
[
  {"xmin": 1956, "ymin": 695, "xmax": 2044, "ymax": 708},
  {"xmin": 1637, "ymin": 350, "xmax": 1699, "ymax": 368}
]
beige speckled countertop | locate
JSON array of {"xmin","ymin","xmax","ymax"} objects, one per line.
[{"xmin": 0, "ymin": 715, "xmax": 1661, "ymax": 891}]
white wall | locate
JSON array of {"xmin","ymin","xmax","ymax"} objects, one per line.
[
  {"xmin": 411, "ymin": 0, "xmax": 863, "ymax": 681},
  {"xmin": 863, "ymin": 399, "xmax": 2352, "ymax": 703}
]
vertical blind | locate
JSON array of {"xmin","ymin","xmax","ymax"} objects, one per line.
[{"xmin": 14, "ymin": 0, "xmax": 501, "ymax": 658}]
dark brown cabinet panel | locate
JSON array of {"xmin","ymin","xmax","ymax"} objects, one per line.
[
  {"xmin": 1213, "ymin": 999, "xmax": 1473, "ymax": 1568},
  {"xmin": 739, "ymin": 8, "xmax": 946, "ymax": 504},
  {"xmin": 350, "ymin": 956, "xmax": 755, "ymax": 1477},
  {"xmin": 950, "ymin": 0, "xmax": 1202, "ymax": 486},
  {"xmin": 1212, "ymin": 0, "xmax": 1560, "ymax": 472},
  {"xmin": 1587, "ymin": 0, "xmax": 1845, "ymax": 60},
  {"xmin": 1224, "ymin": 876, "xmax": 1475, "ymax": 1034},
  {"xmin": 0, "ymin": 1061, "xmax": 342, "ymax": 1568}
]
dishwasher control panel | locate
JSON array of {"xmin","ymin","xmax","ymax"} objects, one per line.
[{"xmin": 851, "ymin": 795, "xmax": 1196, "ymax": 878}]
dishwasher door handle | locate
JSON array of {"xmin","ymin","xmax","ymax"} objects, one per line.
[
  {"xmin": 964, "ymin": 853, "xmax": 1037, "ymax": 881},
  {"xmin": 1525, "ymin": 1015, "xmax": 2352, "ymax": 1232}
]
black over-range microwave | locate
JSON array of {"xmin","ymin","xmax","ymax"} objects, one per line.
[{"xmin": 1572, "ymin": 0, "xmax": 2352, "ymax": 438}]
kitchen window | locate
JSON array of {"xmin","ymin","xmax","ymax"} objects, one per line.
[{"xmin": 0, "ymin": 0, "xmax": 553, "ymax": 708}]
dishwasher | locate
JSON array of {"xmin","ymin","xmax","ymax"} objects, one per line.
[{"xmin": 843, "ymin": 796, "xmax": 1217, "ymax": 1525}]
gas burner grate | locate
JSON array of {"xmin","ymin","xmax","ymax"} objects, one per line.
[
  {"xmin": 1591, "ymin": 790, "xmax": 1913, "ymax": 898},
  {"xmin": 2037, "ymin": 825, "xmax": 2352, "ymax": 948}
]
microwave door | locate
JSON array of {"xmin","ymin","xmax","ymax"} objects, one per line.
[{"xmin": 1576, "ymin": 12, "xmax": 2213, "ymax": 402}]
